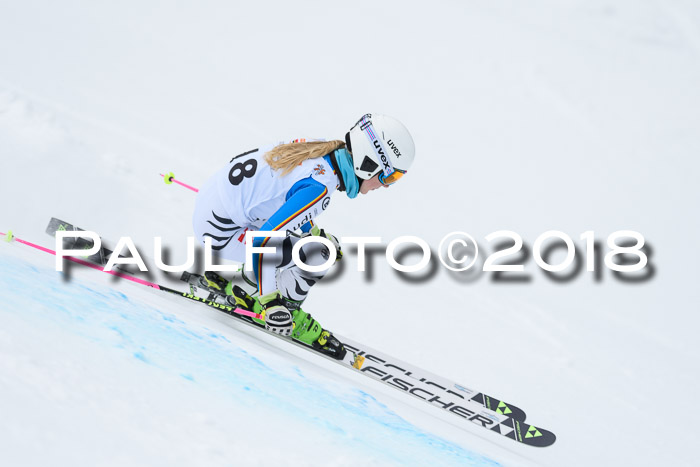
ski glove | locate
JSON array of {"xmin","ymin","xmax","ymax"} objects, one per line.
[
  {"xmin": 259, "ymin": 291, "xmax": 294, "ymax": 337},
  {"xmin": 264, "ymin": 307, "xmax": 293, "ymax": 336},
  {"xmin": 304, "ymin": 226, "xmax": 343, "ymax": 262}
]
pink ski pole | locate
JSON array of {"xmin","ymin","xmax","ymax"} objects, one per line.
[
  {"xmin": 160, "ymin": 172, "xmax": 199, "ymax": 193},
  {"xmin": 1, "ymin": 231, "xmax": 262, "ymax": 320}
]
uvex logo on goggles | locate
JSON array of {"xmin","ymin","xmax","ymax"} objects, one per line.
[
  {"xmin": 375, "ymin": 143, "xmax": 393, "ymax": 175},
  {"xmin": 360, "ymin": 116, "xmax": 394, "ymax": 176}
]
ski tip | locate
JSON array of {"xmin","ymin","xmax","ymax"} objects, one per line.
[
  {"xmin": 163, "ymin": 172, "xmax": 175, "ymax": 185},
  {"xmin": 510, "ymin": 420, "xmax": 557, "ymax": 447}
]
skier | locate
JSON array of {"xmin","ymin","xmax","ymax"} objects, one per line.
[{"xmin": 192, "ymin": 114, "xmax": 415, "ymax": 359}]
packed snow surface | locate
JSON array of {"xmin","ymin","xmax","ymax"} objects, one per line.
[{"xmin": 2, "ymin": 1, "xmax": 700, "ymax": 466}]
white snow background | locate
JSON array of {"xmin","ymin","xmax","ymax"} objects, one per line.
[{"xmin": 1, "ymin": 1, "xmax": 699, "ymax": 466}]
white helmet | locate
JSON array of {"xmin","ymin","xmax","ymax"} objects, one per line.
[{"xmin": 345, "ymin": 114, "xmax": 415, "ymax": 183}]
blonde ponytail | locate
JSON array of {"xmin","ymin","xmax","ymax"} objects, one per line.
[{"xmin": 265, "ymin": 140, "xmax": 345, "ymax": 175}]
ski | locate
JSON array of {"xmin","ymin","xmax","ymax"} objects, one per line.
[
  {"xmin": 182, "ymin": 270, "xmax": 531, "ymax": 422},
  {"xmin": 48, "ymin": 216, "xmax": 532, "ymax": 424},
  {"xmin": 187, "ymin": 275, "xmax": 556, "ymax": 447},
  {"xmin": 36, "ymin": 218, "xmax": 555, "ymax": 447}
]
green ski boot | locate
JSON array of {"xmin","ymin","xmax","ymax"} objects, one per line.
[
  {"xmin": 226, "ymin": 284, "xmax": 257, "ymax": 313},
  {"xmin": 282, "ymin": 297, "xmax": 347, "ymax": 360},
  {"xmin": 227, "ymin": 287, "xmax": 347, "ymax": 360},
  {"xmin": 203, "ymin": 271, "xmax": 234, "ymax": 295}
]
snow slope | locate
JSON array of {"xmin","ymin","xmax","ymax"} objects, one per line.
[
  {"xmin": 2, "ymin": 0, "xmax": 700, "ymax": 465},
  {"xmin": 0, "ymin": 246, "xmax": 512, "ymax": 467}
]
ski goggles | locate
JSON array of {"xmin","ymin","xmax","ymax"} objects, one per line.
[{"xmin": 378, "ymin": 168, "xmax": 407, "ymax": 186}]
